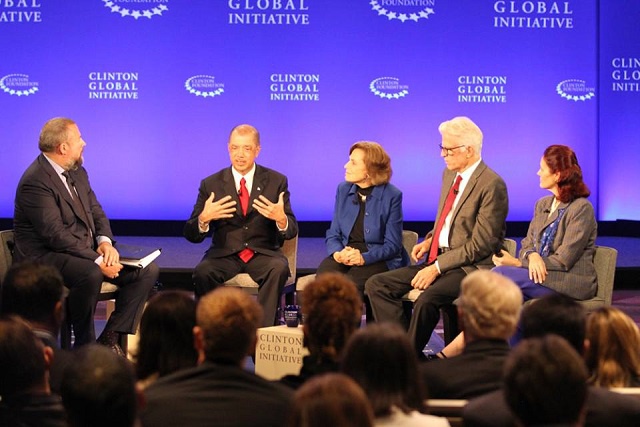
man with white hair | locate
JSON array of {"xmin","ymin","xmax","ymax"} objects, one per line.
[
  {"xmin": 420, "ymin": 270, "xmax": 522, "ymax": 398},
  {"xmin": 366, "ymin": 116, "xmax": 509, "ymax": 357}
]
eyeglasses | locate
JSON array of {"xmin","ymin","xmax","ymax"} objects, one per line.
[{"xmin": 439, "ymin": 144, "xmax": 466, "ymax": 157}]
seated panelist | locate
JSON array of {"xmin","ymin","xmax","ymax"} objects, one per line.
[{"xmin": 316, "ymin": 141, "xmax": 407, "ymax": 311}]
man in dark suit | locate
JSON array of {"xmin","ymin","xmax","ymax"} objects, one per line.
[
  {"xmin": 0, "ymin": 261, "xmax": 73, "ymax": 393},
  {"xmin": 184, "ymin": 124, "xmax": 298, "ymax": 326},
  {"xmin": 141, "ymin": 287, "xmax": 293, "ymax": 427},
  {"xmin": 366, "ymin": 116, "xmax": 509, "ymax": 356},
  {"xmin": 13, "ymin": 117, "xmax": 158, "ymax": 352},
  {"xmin": 420, "ymin": 270, "xmax": 522, "ymax": 399},
  {"xmin": 463, "ymin": 294, "xmax": 640, "ymax": 427}
]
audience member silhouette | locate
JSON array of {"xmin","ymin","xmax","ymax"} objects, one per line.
[
  {"xmin": 281, "ymin": 272, "xmax": 362, "ymax": 389},
  {"xmin": 463, "ymin": 293, "xmax": 640, "ymax": 427},
  {"xmin": 504, "ymin": 335, "xmax": 588, "ymax": 427},
  {"xmin": 0, "ymin": 315, "xmax": 66, "ymax": 427},
  {"xmin": 287, "ymin": 373, "xmax": 374, "ymax": 427},
  {"xmin": 420, "ymin": 270, "xmax": 522, "ymax": 399},
  {"xmin": 134, "ymin": 290, "xmax": 198, "ymax": 389},
  {"xmin": 585, "ymin": 306, "xmax": 640, "ymax": 387},
  {"xmin": 60, "ymin": 344, "xmax": 139, "ymax": 427},
  {"xmin": 141, "ymin": 287, "xmax": 293, "ymax": 427},
  {"xmin": 342, "ymin": 322, "xmax": 450, "ymax": 426},
  {"xmin": 0, "ymin": 261, "xmax": 72, "ymax": 393}
]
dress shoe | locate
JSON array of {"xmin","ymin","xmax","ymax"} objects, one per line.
[{"xmin": 97, "ymin": 330, "xmax": 126, "ymax": 357}]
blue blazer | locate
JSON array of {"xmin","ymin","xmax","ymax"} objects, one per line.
[{"xmin": 325, "ymin": 181, "xmax": 407, "ymax": 270}]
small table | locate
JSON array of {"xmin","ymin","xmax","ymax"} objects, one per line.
[{"xmin": 255, "ymin": 325, "xmax": 309, "ymax": 380}]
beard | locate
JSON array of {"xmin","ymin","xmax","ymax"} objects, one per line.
[{"xmin": 67, "ymin": 155, "xmax": 84, "ymax": 171}]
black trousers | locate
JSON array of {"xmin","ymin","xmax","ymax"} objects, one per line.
[
  {"xmin": 365, "ymin": 264, "xmax": 467, "ymax": 356},
  {"xmin": 193, "ymin": 252, "xmax": 289, "ymax": 327},
  {"xmin": 42, "ymin": 252, "xmax": 158, "ymax": 346}
]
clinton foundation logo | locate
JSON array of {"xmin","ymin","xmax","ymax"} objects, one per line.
[
  {"xmin": 89, "ymin": 72, "xmax": 139, "ymax": 100},
  {"xmin": 611, "ymin": 58, "xmax": 640, "ymax": 93},
  {"xmin": 457, "ymin": 75, "xmax": 507, "ymax": 103},
  {"xmin": 370, "ymin": 77, "xmax": 408, "ymax": 100},
  {"xmin": 556, "ymin": 79, "xmax": 595, "ymax": 102},
  {"xmin": 228, "ymin": 0, "xmax": 310, "ymax": 25},
  {"xmin": 101, "ymin": 0, "xmax": 169, "ymax": 20},
  {"xmin": 0, "ymin": 0, "xmax": 41, "ymax": 23},
  {"xmin": 270, "ymin": 74, "xmax": 319, "ymax": 101},
  {"xmin": 185, "ymin": 75, "xmax": 225, "ymax": 98},
  {"xmin": 0, "ymin": 74, "xmax": 39, "ymax": 96},
  {"xmin": 493, "ymin": 1, "xmax": 574, "ymax": 29},
  {"xmin": 370, "ymin": 0, "xmax": 435, "ymax": 23}
]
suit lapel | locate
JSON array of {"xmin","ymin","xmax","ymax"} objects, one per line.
[
  {"xmin": 222, "ymin": 168, "xmax": 243, "ymax": 217},
  {"xmin": 450, "ymin": 161, "xmax": 486, "ymax": 220}
]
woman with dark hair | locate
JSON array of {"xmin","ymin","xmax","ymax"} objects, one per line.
[
  {"xmin": 341, "ymin": 323, "xmax": 450, "ymax": 426},
  {"xmin": 134, "ymin": 290, "xmax": 198, "ymax": 389},
  {"xmin": 287, "ymin": 373, "xmax": 374, "ymax": 427},
  {"xmin": 317, "ymin": 141, "xmax": 407, "ymax": 318},
  {"xmin": 280, "ymin": 273, "xmax": 362, "ymax": 389},
  {"xmin": 492, "ymin": 144, "xmax": 597, "ymax": 301},
  {"xmin": 585, "ymin": 307, "xmax": 640, "ymax": 388}
]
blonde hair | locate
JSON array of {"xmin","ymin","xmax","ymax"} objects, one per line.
[
  {"xmin": 458, "ymin": 270, "xmax": 522, "ymax": 340},
  {"xmin": 438, "ymin": 116, "xmax": 483, "ymax": 153},
  {"xmin": 585, "ymin": 307, "xmax": 640, "ymax": 387}
]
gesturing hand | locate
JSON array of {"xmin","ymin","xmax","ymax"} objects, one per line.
[
  {"xmin": 199, "ymin": 192, "xmax": 237, "ymax": 223},
  {"xmin": 253, "ymin": 192, "xmax": 287, "ymax": 227}
]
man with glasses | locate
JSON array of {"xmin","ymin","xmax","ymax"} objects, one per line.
[{"xmin": 365, "ymin": 116, "xmax": 509, "ymax": 358}]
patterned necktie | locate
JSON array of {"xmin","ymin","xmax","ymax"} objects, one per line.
[
  {"xmin": 238, "ymin": 177, "xmax": 254, "ymax": 263},
  {"xmin": 427, "ymin": 175, "xmax": 463, "ymax": 264}
]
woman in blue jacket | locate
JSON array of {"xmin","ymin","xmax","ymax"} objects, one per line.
[{"xmin": 316, "ymin": 141, "xmax": 407, "ymax": 319}]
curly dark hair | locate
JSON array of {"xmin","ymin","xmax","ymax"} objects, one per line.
[
  {"xmin": 301, "ymin": 273, "xmax": 362, "ymax": 363},
  {"xmin": 543, "ymin": 144, "xmax": 590, "ymax": 203}
]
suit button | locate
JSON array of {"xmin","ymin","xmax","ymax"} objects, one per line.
[
  {"xmin": 365, "ymin": 229, "xmax": 370, "ymax": 233},
  {"xmin": 244, "ymin": 243, "xmax": 248, "ymax": 247},
  {"xmin": 243, "ymin": 226, "xmax": 248, "ymax": 230}
]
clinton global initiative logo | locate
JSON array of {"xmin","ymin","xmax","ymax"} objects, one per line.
[
  {"xmin": 185, "ymin": 75, "xmax": 225, "ymax": 98},
  {"xmin": 611, "ymin": 57, "xmax": 640, "ymax": 93},
  {"xmin": 458, "ymin": 75, "xmax": 507, "ymax": 103},
  {"xmin": 228, "ymin": 0, "xmax": 309, "ymax": 25},
  {"xmin": 101, "ymin": 0, "xmax": 168, "ymax": 20},
  {"xmin": 556, "ymin": 79, "xmax": 595, "ymax": 102},
  {"xmin": 270, "ymin": 73, "xmax": 319, "ymax": 101},
  {"xmin": 370, "ymin": 0, "xmax": 435, "ymax": 23},
  {"xmin": 88, "ymin": 72, "xmax": 139, "ymax": 100},
  {"xmin": 0, "ymin": 0, "xmax": 42, "ymax": 23},
  {"xmin": 0, "ymin": 73, "xmax": 39, "ymax": 96},
  {"xmin": 370, "ymin": 77, "xmax": 408, "ymax": 99},
  {"xmin": 493, "ymin": 1, "xmax": 574, "ymax": 29}
]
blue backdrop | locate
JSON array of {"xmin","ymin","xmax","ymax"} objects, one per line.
[{"xmin": 0, "ymin": 1, "xmax": 636, "ymax": 223}]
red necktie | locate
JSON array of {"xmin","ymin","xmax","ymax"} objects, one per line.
[
  {"xmin": 427, "ymin": 175, "xmax": 462, "ymax": 264},
  {"xmin": 238, "ymin": 177, "xmax": 254, "ymax": 263}
]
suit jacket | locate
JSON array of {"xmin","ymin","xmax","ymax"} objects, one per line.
[
  {"xmin": 13, "ymin": 154, "xmax": 112, "ymax": 262},
  {"xmin": 463, "ymin": 386, "xmax": 640, "ymax": 427},
  {"xmin": 141, "ymin": 361, "xmax": 293, "ymax": 427},
  {"xmin": 429, "ymin": 161, "xmax": 509, "ymax": 273},
  {"xmin": 325, "ymin": 181, "xmax": 407, "ymax": 270},
  {"xmin": 519, "ymin": 196, "xmax": 597, "ymax": 300},
  {"xmin": 183, "ymin": 164, "xmax": 297, "ymax": 259},
  {"xmin": 420, "ymin": 339, "xmax": 510, "ymax": 399}
]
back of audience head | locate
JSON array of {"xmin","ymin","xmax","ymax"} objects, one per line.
[
  {"xmin": 0, "ymin": 262, "xmax": 65, "ymax": 332},
  {"xmin": 504, "ymin": 335, "xmax": 588, "ymax": 427},
  {"xmin": 195, "ymin": 287, "xmax": 262, "ymax": 364},
  {"xmin": 288, "ymin": 373, "xmax": 374, "ymax": 427},
  {"xmin": 585, "ymin": 306, "xmax": 640, "ymax": 387},
  {"xmin": 458, "ymin": 270, "xmax": 522, "ymax": 341},
  {"xmin": 61, "ymin": 344, "xmax": 137, "ymax": 427},
  {"xmin": 0, "ymin": 315, "xmax": 51, "ymax": 399},
  {"xmin": 301, "ymin": 273, "xmax": 361, "ymax": 364},
  {"xmin": 521, "ymin": 293, "xmax": 586, "ymax": 353},
  {"xmin": 341, "ymin": 322, "xmax": 425, "ymax": 417},
  {"xmin": 135, "ymin": 290, "xmax": 197, "ymax": 382}
]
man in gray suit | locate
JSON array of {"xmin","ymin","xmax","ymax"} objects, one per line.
[{"xmin": 366, "ymin": 116, "xmax": 509, "ymax": 357}]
